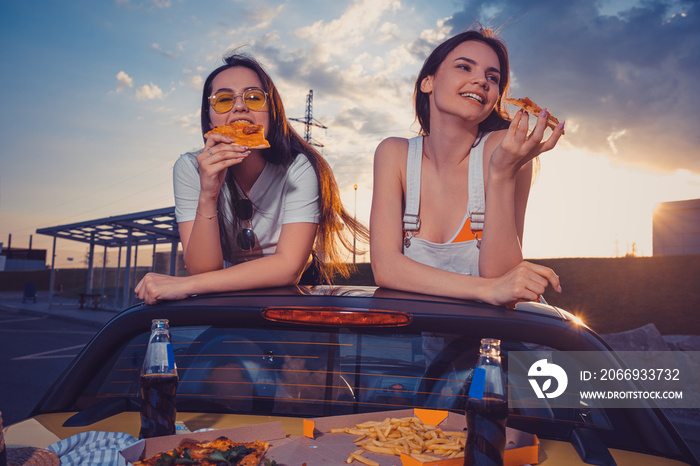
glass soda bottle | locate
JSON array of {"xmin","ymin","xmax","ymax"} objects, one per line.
[
  {"xmin": 464, "ymin": 338, "xmax": 508, "ymax": 466},
  {"xmin": 0, "ymin": 411, "xmax": 7, "ymax": 466},
  {"xmin": 139, "ymin": 319, "xmax": 178, "ymax": 439}
]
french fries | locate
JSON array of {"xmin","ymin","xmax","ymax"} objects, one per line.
[
  {"xmin": 347, "ymin": 450, "xmax": 380, "ymax": 466},
  {"xmin": 331, "ymin": 417, "xmax": 466, "ymax": 464}
]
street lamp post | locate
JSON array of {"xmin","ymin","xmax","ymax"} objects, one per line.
[{"xmin": 353, "ymin": 184, "xmax": 357, "ymax": 264}]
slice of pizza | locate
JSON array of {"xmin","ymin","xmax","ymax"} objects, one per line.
[
  {"xmin": 196, "ymin": 438, "xmax": 269, "ymax": 466},
  {"xmin": 204, "ymin": 121, "xmax": 271, "ymax": 149},
  {"xmin": 131, "ymin": 436, "xmax": 270, "ymax": 466},
  {"xmin": 504, "ymin": 96, "xmax": 563, "ymax": 133}
]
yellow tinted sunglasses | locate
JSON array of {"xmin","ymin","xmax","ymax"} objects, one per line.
[{"xmin": 208, "ymin": 88, "xmax": 268, "ymax": 113}]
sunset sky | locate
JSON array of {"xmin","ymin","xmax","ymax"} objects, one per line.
[{"xmin": 1, "ymin": 0, "xmax": 699, "ymax": 267}]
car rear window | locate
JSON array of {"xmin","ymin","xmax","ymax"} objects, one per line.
[{"xmin": 74, "ymin": 324, "xmax": 612, "ymax": 433}]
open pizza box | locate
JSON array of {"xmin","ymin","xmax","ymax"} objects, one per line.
[
  {"xmin": 272, "ymin": 408, "xmax": 538, "ymax": 466},
  {"xmin": 117, "ymin": 422, "xmax": 287, "ymax": 466}
]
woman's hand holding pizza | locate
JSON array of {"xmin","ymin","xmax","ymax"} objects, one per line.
[
  {"xmin": 196, "ymin": 133, "xmax": 251, "ymax": 199},
  {"xmin": 489, "ymin": 106, "xmax": 565, "ymax": 179}
]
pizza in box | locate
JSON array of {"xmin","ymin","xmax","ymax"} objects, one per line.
[{"xmin": 131, "ymin": 436, "xmax": 270, "ymax": 466}]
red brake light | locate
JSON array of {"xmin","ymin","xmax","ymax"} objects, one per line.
[{"xmin": 261, "ymin": 307, "xmax": 412, "ymax": 327}]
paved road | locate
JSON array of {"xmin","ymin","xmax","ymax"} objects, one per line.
[{"xmin": 0, "ymin": 309, "xmax": 97, "ymax": 425}]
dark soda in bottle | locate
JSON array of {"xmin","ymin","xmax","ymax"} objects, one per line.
[
  {"xmin": 139, "ymin": 319, "xmax": 178, "ymax": 439},
  {"xmin": 0, "ymin": 411, "xmax": 6, "ymax": 466},
  {"xmin": 464, "ymin": 338, "xmax": 507, "ymax": 466}
]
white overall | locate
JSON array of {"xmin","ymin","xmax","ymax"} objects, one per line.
[{"xmin": 402, "ymin": 135, "xmax": 487, "ymax": 276}]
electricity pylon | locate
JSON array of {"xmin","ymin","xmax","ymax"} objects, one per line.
[{"xmin": 290, "ymin": 90, "xmax": 327, "ymax": 147}]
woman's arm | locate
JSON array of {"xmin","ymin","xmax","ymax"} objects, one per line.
[
  {"xmin": 135, "ymin": 222, "xmax": 317, "ymax": 304},
  {"xmin": 479, "ymin": 110, "xmax": 564, "ymax": 278},
  {"xmin": 179, "ymin": 134, "xmax": 251, "ymax": 274},
  {"xmin": 178, "ymin": 212, "xmax": 224, "ymax": 275},
  {"xmin": 478, "ymin": 131, "xmax": 532, "ymax": 278}
]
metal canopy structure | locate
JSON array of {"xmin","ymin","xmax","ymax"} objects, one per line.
[
  {"xmin": 36, "ymin": 207, "xmax": 180, "ymax": 309},
  {"xmin": 36, "ymin": 207, "xmax": 178, "ymax": 247}
]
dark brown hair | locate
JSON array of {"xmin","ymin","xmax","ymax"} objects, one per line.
[
  {"xmin": 201, "ymin": 53, "xmax": 368, "ymax": 282},
  {"xmin": 414, "ymin": 28, "xmax": 512, "ymax": 136}
]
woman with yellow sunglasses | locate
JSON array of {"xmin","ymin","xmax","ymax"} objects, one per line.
[{"xmin": 136, "ymin": 53, "xmax": 367, "ymax": 305}]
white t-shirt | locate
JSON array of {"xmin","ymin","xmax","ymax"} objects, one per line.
[{"xmin": 173, "ymin": 151, "xmax": 320, "ymax": 263}]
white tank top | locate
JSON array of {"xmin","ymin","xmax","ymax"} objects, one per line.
[{"xmin": 402, "ymin": 135, "xmax": 487, "ymax": 276}]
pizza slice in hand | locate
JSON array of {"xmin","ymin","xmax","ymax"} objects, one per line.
[
  {"xmin": 504, "ymin": 97, "xmax": 563, "ymax": 133},
  {"xmin": 204, "ymin": 121, "xmax": 271, "ymax": 149}
]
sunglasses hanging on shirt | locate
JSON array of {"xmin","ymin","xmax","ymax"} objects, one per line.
[{"xmin": 234, "ymin": 198, "xmax": 256, "ymax": 251}]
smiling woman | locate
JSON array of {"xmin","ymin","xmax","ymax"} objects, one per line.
[
  {"xmin": 370, "ymin": 28, "xmax": 565, "ymax": 307},
  {"xmin": 134, "ymin": 53, "xmax": 368, "ymax": 305}
]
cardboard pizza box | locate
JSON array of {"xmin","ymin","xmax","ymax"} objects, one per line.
[
  {"xmin": 298, "ymin": 408, "xmax": 538, "ymax": 466},
  {"xmin": 118, "ymin": 410, "xmax": 538, "ymax": 466}
]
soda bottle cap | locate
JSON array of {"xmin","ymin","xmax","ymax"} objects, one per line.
[
  {"xmin": 151, "ymin": 319, "xmax": 169, "ymax": 330},
  {"xmin": 480, "ymin": 338, "xmax": 500, "ymax": 346},
  {"xmin": 479, "ymin": 338, "xmax": 501, "ymax": 357}
]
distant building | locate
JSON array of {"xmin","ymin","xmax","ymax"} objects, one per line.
[
  {"xmin": 653, "ymin": 198, "xmax": 700, "ymax": 255},
  {"xmin": 0, "ymin": 244, "xmax": 47, "ymax": 271},
  {"xmin": 154, "ymin": 250, "xmax": 187, "ymax": 276}
]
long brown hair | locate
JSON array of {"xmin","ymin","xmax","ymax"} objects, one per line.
[
  {"xmin": 414, "ymin": 28, "xmax": 512, "ymax": 136},
  {"xmin": 201, "ymin": 53, "xmax": 368, "ymax": 282}
]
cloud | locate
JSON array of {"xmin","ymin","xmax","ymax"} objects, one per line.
[
  {"xmin": 115, "ymin": 71, "xmax": 134, "ymax": 92},
  {"xmin": 173, "ymin": 109, "xmax": 201, "ymax": 134},
  {"xmin": 248, "ymin": 4, "xmax": 286, "ymax": 31},
  {"xmin": 607, "ymin": 129, "xmax": 628, "ymax": 154},
  {"xmin": 444, "ymin": 0, "xmax": 700, "ymax": 173},
  {"xmin": 251, "ymin": 6, "xmax": 421, "ymax": 106},
  {"xmin": 225, "ymin": 0, "xmax": 439, "ymax": 167},
  {"xmin": 216, "ymin": 0, "xmax": 697, "ymax": 176},
  {"xmin": 378, "ymin": 21, "xmax": 401, "ymax": 43},
  {"xmin": 113, "ymin": 71, "xmax": 167, "ymax": 102},
  {"xmin": 185, "ymin": 75, "xmax": 203, "ymax": 89},
  {"xmin": 295, "ymin": 0, "xmax": 402, "ymax": 62},
  {"xmin": 151, "ymin": 42, "xmax": 178, "ymax": 59},
  {"xmin": 114, "ymin": 0, "xmax": 171, "ymax": 8},
  {"xmin": 135, "ymin": 83, "xmax": 164, "ymax": 100},
  {"xmin": 319, "ymin": 106, "xmax": 410, "ymax": 189},
  {"xmin": 217, "ymin": 3, "xmax": 285, "ymax": 34},
  {"xmin": 332, "ymin": 105, "xmax": 406, "ymax": 135}
]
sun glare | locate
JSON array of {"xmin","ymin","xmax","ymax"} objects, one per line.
[{"xmin": 524, "ymin": 149, "xmax": 700, "ymax": 259}]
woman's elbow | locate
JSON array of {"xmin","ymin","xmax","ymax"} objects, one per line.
[
  {"xmin": 478, "ymin": 266, "xmax": 499, "ymax": 279},
  {"xmin": 281, "ymin": 276, "xmax": 301, "ymax": 287},
  {"xmin": 371, "ymin": 258, "xmax": 394, "ymax": 288},
  {"xmin": 183, "ymin": 262, "xmax": 221, "ymax": 276},
  {"xmin": 183, "ymin": 252, "xmax": 224, "ymax": 276},
  {"xmin": 279, "ymin": 260, "xmax": 309, "ymax": 287},
  {"xmin": 479, "ymin": 260, "xmax": 520, "ymax": 279},
  {"xmin": 276, "ymin": 268, "xmax": 302, "ymax": 287},
  {"xmin": 479, "ymin": 263, "xmax": 507, "ymax": 279}
]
